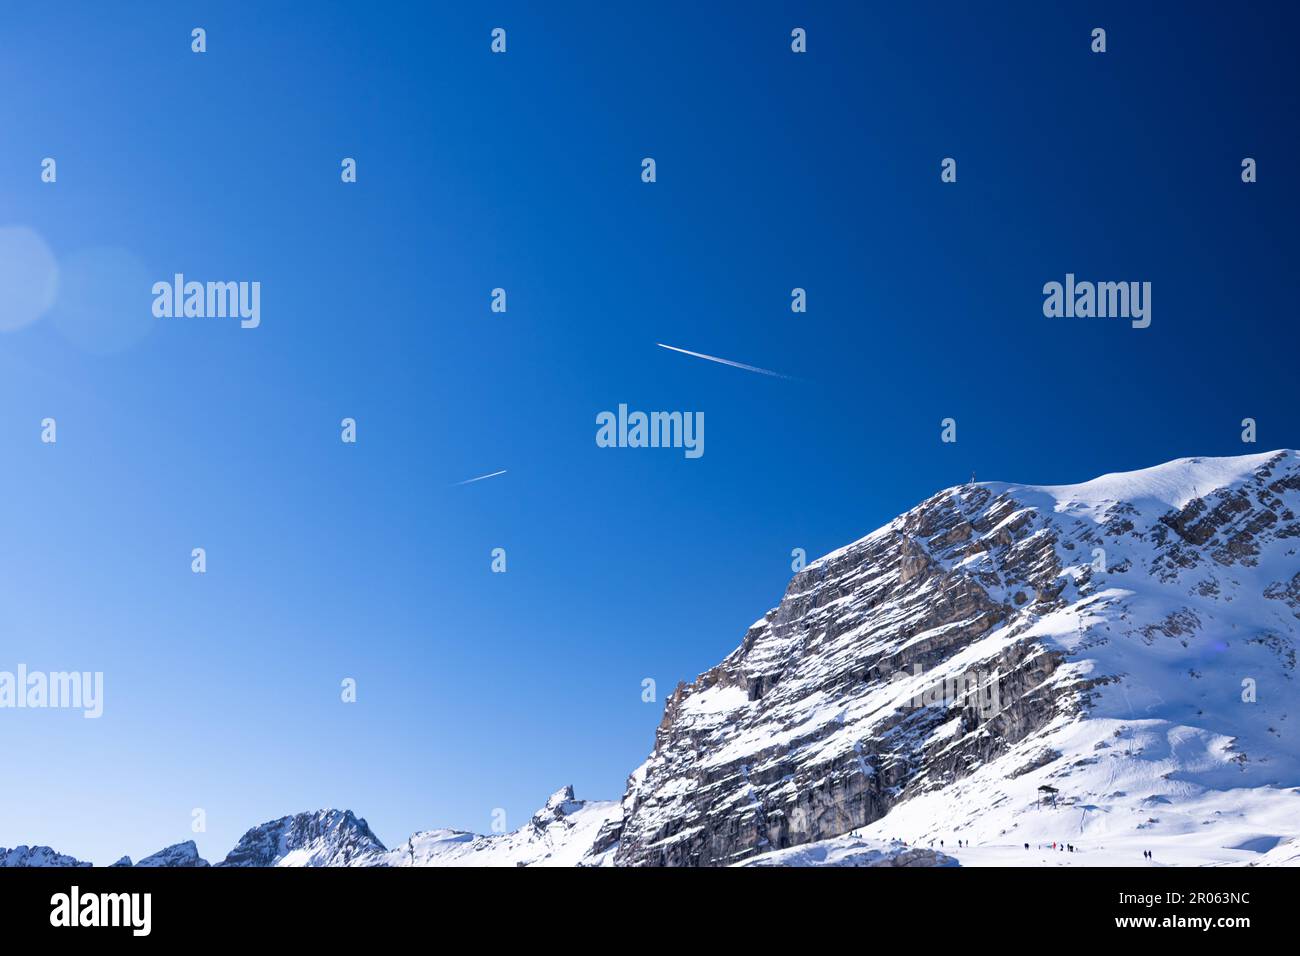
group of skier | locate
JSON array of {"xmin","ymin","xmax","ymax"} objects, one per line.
[
  {"xmin": 1030, "ymin": 841, "xmax": 1078, "ymax": 853},
  {"xmin": 917, "ymin": 837, "xmax": 1159, "ymax": 860},
  {"xmin": 928, "ymin": 838, "xmax": 970, "ymax": 849}
]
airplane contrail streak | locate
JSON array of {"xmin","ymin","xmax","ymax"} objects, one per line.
[
  {"xmin": 656, "ymin": 343, "xmax": 792, "ymax": 379},
  {"xmin": 456, "ymin": 469, "xmax": 507, "ymax": 485}
]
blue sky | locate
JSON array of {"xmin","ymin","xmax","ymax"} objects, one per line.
[{"xmin": 1, "ymin": 2, "xmax": 1297, "ymax": 864}]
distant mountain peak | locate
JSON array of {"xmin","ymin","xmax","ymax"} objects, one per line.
[
  {"xmin": 364, "ymin": 786, "xmax": 621, "ymax": 868},
  {"xmin": 218, "ymin": 809, "xmax": 386, "ymax": 867},
  {"xmin": 532, "ymin": 785, "xmax": 584, "ymax": 827},
  {"xmin": 543, "ymin": 784, "xmax": 577, "ymax": 809},
  {"xmin": 136, "ymin": 840, "xmax": 209, "ymax": 868},
  {"xmin": 0, "ymin": 845, "xmax": 91, "ymax": 868}
]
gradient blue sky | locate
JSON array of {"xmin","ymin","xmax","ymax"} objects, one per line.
[{"xmin": 1, "ymin": 1, "xmax": 1297, "ymax": 864}]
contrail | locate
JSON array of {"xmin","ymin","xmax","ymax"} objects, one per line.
[
  {"xmin": 656, "ymin": 343, "xmax": 792, "ymax": 379},
  {"xmin": 456, "ymin": 469, "xmax": 507, "ymax": 486}
]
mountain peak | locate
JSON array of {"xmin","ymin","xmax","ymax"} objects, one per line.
[
  {"xmin": 534, "ymin": 785, "xmax": 582, "ymax": 824},
  {"xmin": 0, "ymin": 845, "xmax": 91, "ymax": 868},
  {"xmin": 136, "ymin": 840, "xmax": 209, "ymax": 868},
  {"xmin": 218, "ymin": 809, "xmax": 385, "ymax": 867},
  {"xmin": 367, "ymin": 786, "xmax": 621, "ymax": 867}
]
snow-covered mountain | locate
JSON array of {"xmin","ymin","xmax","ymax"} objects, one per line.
[
  {"xmin": 0, "ymin": 846, "xmax": 91, "ymax": 868},
  {"xmin": 6, "ymin": 452, "xmax": 1299, "ymax": 867},
  {"xmin": 217, "ymin": 810, "xmax": 385, "ymax": 867},
  {"xmin": 0, "ymin": 790, "xmax": 615, "ymax": 868},
  {"xmin": 7, "ymin": 843, "xmax": 208, "ymax": 869},
  {"xmin": 359, "ymin": 786, "xmax": 621, "ymax": 867},
  {"xmin": 613, "ymin": 449, "xmax": 1300, "ymax": 866},
  {"xmin": 133, "ymin": 841, "xmax": 210, "ymax": 868}
]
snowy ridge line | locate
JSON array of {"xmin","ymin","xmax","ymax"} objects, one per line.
[{"xmin": 2, "ymin": 788, "xmax": 621, "ymax": 869}]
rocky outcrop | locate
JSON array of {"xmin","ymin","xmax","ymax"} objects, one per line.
[{"xmin": 738, "ymin": 836, "xmax": 958, "ymax": 867}]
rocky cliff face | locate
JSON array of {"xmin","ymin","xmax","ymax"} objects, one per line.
[{"xmin": 613, "ymin": 450, "xmax": 1300, "ymax": 866}]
